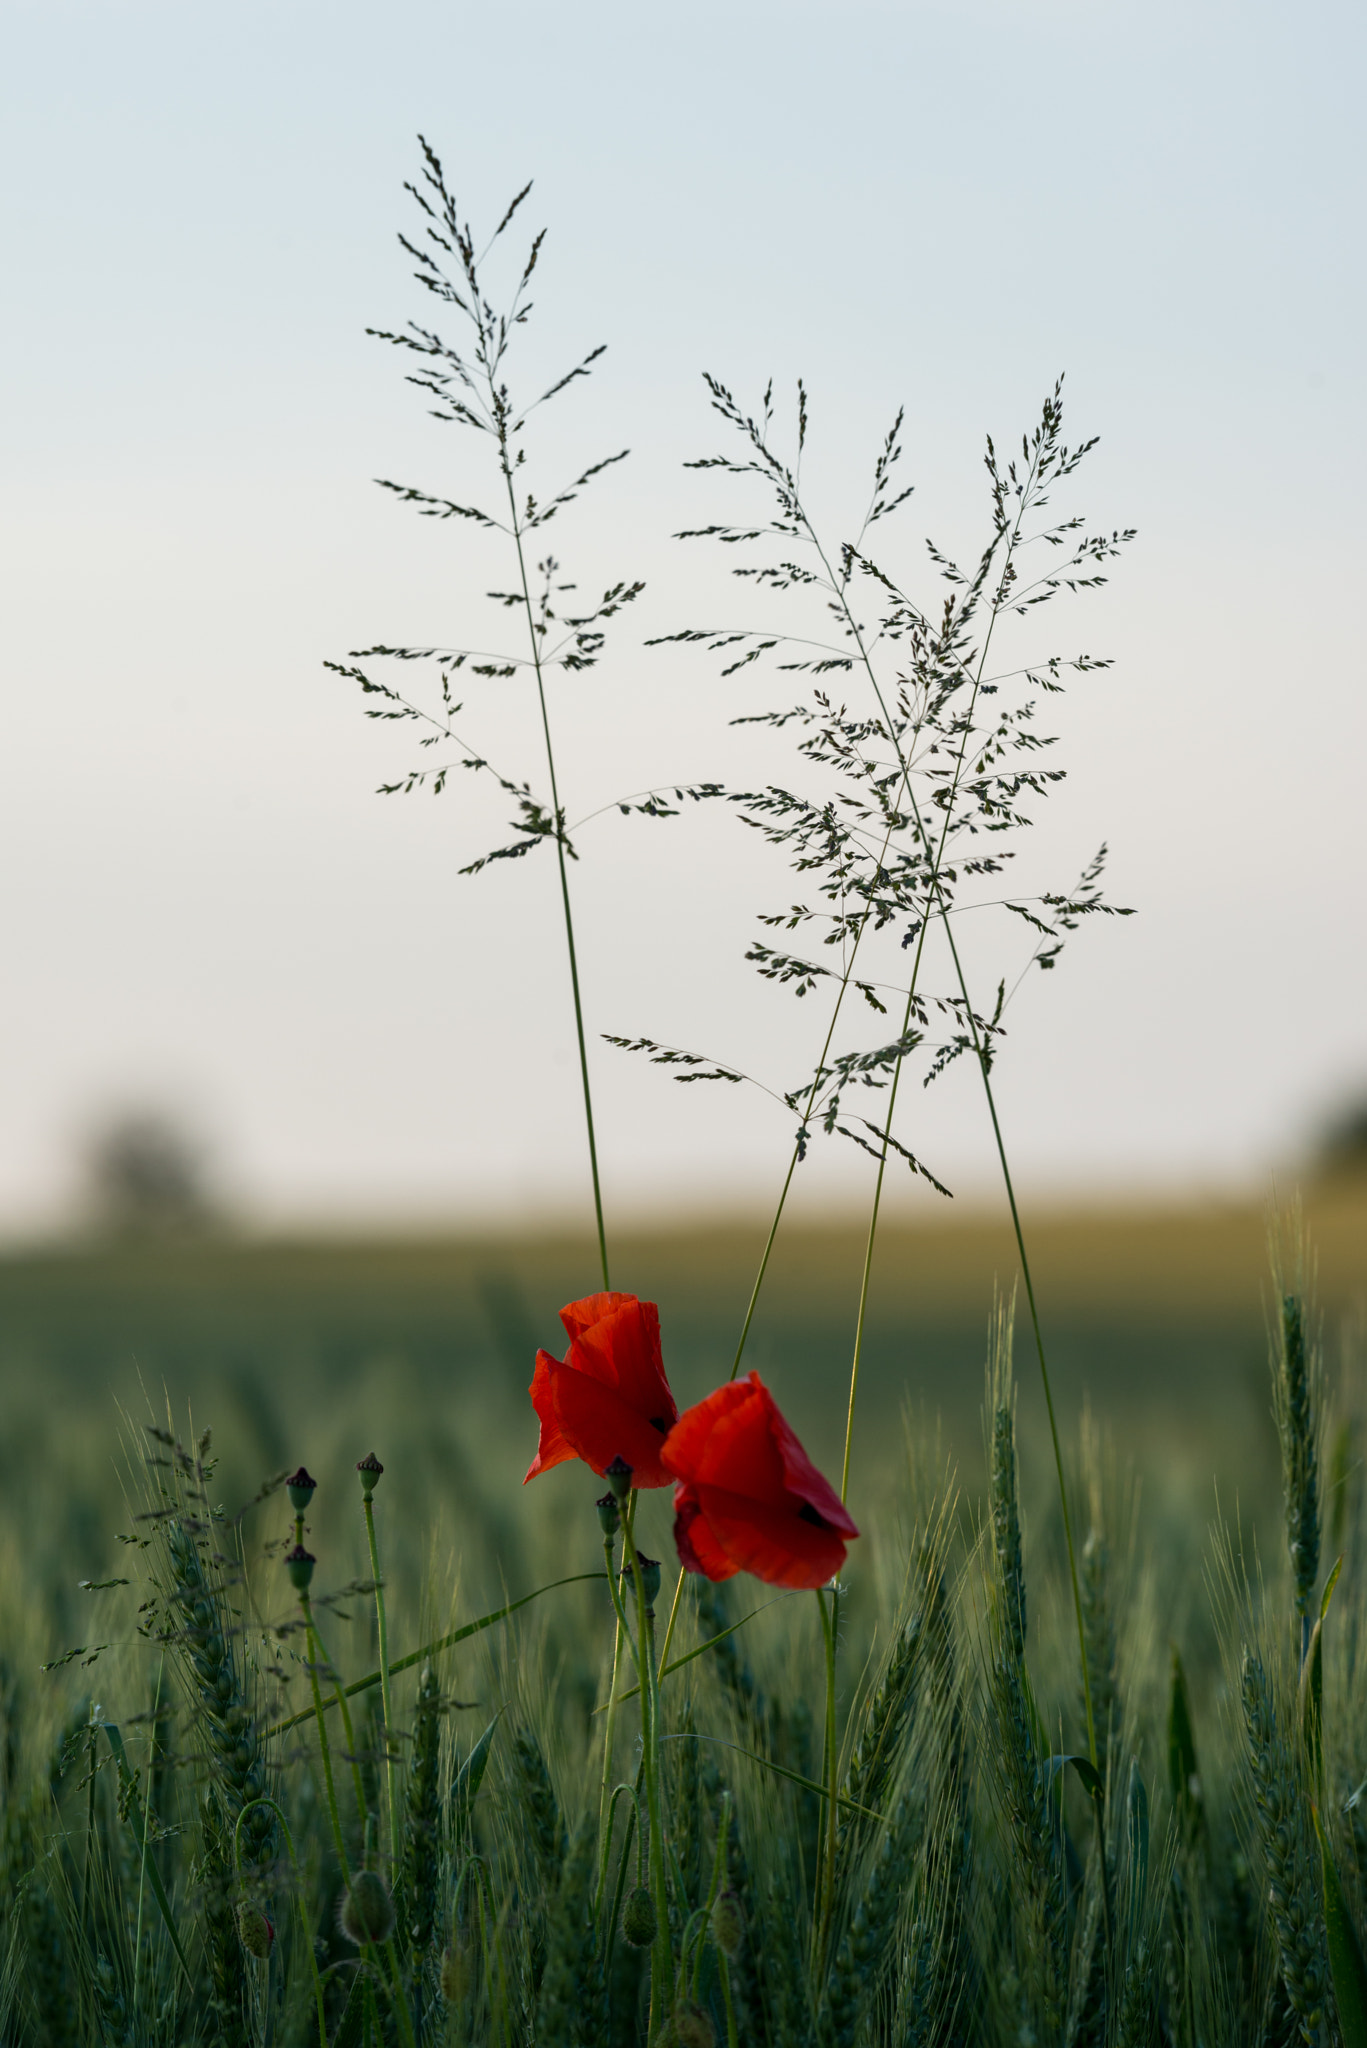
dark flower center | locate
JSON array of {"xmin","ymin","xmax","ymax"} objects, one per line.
[
  {"xmin": 649, "ymin": 1416, "xmax": 671, "ymax": 1434},
  {"xmin": 798, "ymin": 1502, "xmax": 832, "ymax": 1529}
]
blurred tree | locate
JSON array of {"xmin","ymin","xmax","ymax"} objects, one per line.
[
  {"xmin": 81, "ymin": 1109, "xmax": 219, "ymax": 1236},
  {"xmin": 1317, "ymin": 1093, "xmax": 1367, "ymax": 1175}
]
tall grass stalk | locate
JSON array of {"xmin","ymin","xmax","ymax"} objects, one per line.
[{"xmin": 643, "ymin": 378, "xmax": 1129, "ymax": 1775}]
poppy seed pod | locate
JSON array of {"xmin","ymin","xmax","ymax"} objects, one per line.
[
  {"xmin": 356, "ymin": 1451, "xmax": 384, "ymax": 1497},
  {"xmin": 596, "ymin": 1492, "xmax": 620, "ymax": 1538},
  {"xmin": 285, "ymin": 1467, "xmax": 317, "ymax": 1513},
  {"xmin": 711, "ymin": 1888, "xmax": 744, "ymax": 1956},
  {"xmin": 339, "ymin": 1869, "xmax": 396, "ymax": 1946},
  {"xmin": 621, "ymin": 1884, "xmax": 657, "ymax": 1947},
  {"xmin": 605, "ymin": 1455, "xmax": 634, "ymax": 1503},
  {"xmin": 630, "ymin": 1553, "xmax": 662, "ymax": 1608},
  {"xmin": 285, "ymin": 1545, "xmax": 315, "ymax": 1592},
  {"xmin": 236, "ymin": 1900, "xmax": 275, "ymax": 1959}
]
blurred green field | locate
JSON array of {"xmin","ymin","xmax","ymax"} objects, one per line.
[{"xmin": 4, "ymin": 1177, "xmax": 1363, "ymax": 1657}]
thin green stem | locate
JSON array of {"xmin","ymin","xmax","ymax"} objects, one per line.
[
  {"xmin": 303, "ymin": 1594, "xmax": 416, "ymax": 2046},
  {"xmin": 839, "ymin": 961, "xmax": 920, "ymax": 1503},
  {"xmin": 132, "ymin": 1655, "xmax": 166, "ymax": 2012},
  {"xmin": 361, "ymin": 1492, "xmax": 401, "ymax": 1869},
  {"xmin": 265, "ymin": 1573, "xmax": 607, "ymax": 1739},
  {"xmin": 798, "ymin": 441, "xmax": 1098, "ymax": 1764},
  {"xmin": 604, "ymin": 1788, "xmax": 639, "ymax": 1975},
  {"xmin": 718, "ymin": 1951, "xmax": 740, "ymax": 2048},
  {"xmin": 939, "ymin": 912, "xmax": 1098, "ymax": 1770},
  {"xmin": 82, "ymin": 1718, "xmax": 97, "ymax": 1939},
  {"xmin": 687, "ymin": 1789, "xmax": 731, "ymax": 2001},
  {"xmin": 730, "ymin": 826, "xmax": 896, "ymax": 1380},
  {"xmin": 621, "ymin": 1505, "xmax": 672, "ymax": 2037},
  {"xmin": 595, "ymin": 1530, "xmax": 626, "ymax": 1908},
  {"xmin": 814, "ymin": 1585, "xmax": 840, "ymax": 1964},
  {"xmin": 300, "ymin": 1594, "xmax": 352, "ymax": 1884},
  {"xmin": 501, "ymin": 461, "xmax": 610, "ymax": 1290},
  {"xmin": 233, "ymin": 1797, "xmax": 328, "ymax": 2048},
  {"xmin": 309, "ymin": 1606, "xmax": 369, "ymax": 1832},
  {"xmin": 657, "ymin": 1564, "xmax": 687, "ymax": 1671}
]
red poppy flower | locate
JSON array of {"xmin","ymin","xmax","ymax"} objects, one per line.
[
  {"xmin": 661, "ymin": 1371, "xmax": 859, "ymax": 1589},
  {"xmin": 524, "ymin": 1292, "xmax": 678, "ymax": 1489}
]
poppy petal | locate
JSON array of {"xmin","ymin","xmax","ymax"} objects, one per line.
[
  {"xmin": 523, "ymin": 1349, "xmax": 578, "ymax": 1483},
  {"xmin": 558, "ymin": 1291, "xmax": 640, "ymax": 1347},
  {"xmin": 768, "ymin": 1400, "xmax": 859, "ymax": 1538},
  {"xmin": 570, "ymin": 1299, "xmax": 674, "ymax": 1427},
  {"xmin": 552, "ymin": 1363, "xmax": 675, "ymax": 1487},
  {"xmin": 692, "ymin": 1481, "xmax": 850, "ymax": 1590},
  {"xmin": 661, "ymin": 1377, "xmax": 786, "ymax": 1502},
  {"xmin": 673, "ymin": 1482, "xmax": 740, "ymax": 1582}
]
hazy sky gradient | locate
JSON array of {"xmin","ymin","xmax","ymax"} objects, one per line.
[{"xmin": 3, "ymin": 0, "xmax": 1364, "ymax": 1233}]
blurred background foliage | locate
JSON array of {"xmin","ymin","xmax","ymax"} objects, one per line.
[{"xmin": 8, "ymin": 1166, "xmax": 1364, "ymax": 1674}]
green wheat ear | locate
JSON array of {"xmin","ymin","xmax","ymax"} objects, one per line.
[
  {"xmin": 536, "ymin": 1819, "xmax": 605, "ymax": 2048},
  {"xmin": 985, "ymin": 1290, "xmax": 1026, "ymax": 1662},
  {"xmin": 1269, "ymin": 1205, "xmax": 1324, "ymax": 1659},
  {"xmin": 1241, "ymin": 1647, "xmax": 1331, "ymax": 2040}
]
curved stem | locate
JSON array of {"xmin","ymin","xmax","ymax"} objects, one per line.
[
  {"xmin": 361, "ymin": 1494, "xmax": 400, "ymax": 1869},
  {"xmin": 604, "ymin": 1787, "xmax": 639, "ymax": 1974}
]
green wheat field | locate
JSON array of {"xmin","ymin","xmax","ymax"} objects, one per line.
[{"xmin": 1, "ymin": 1177, "xmax": 1364, "ymax": 2047}]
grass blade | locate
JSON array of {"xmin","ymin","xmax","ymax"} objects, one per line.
[{"xmin": 1313, "ymin": 1804, "xmax": 1367, "ymax": 2048}]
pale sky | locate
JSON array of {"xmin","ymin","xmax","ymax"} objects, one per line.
[{"xmin": 3, "ymin": 0, "xmax": 1364, "ymax": 1236}]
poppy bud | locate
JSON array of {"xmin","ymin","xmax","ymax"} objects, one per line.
[
  {"xmin": 339, "ymin": 1870, "xmax": 396, "ymax": 1946},
  {"xmin": 596, "ymin": 1492, "xmax": 620, "ymax": 1539},
  {"xmin": 285, "ymin": 1467, "xmax": 317, "ymax": 1513},
  {"xmin": 236, "ymin": 1900, "xmax": 275, "ymax": 1959},
  {"xmin": 671, "ymin": 2001, "xmax": 716, "ymax": 2048},
  {"xmin": 711, "ymin": 1887, "xmax": 744, "ymax": 1956},
  {"xmin": 356, "ymin": 1451, "xmax": 384, "ymax": 1497},
  {"xmin": 621, "ymin": 1884, "xmax": 657, "ymax": 1947},
  {"xmin": 285, "ymin": 1545, "xmax": 315, "ymax": 1592},
  {"xmin": 605, "ymin": 1455, "xmax": 633, "ymax": 1502},
  {"xmin": 440, "ymin": 1935, "xmax": 472, "ymax": 2004}
]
